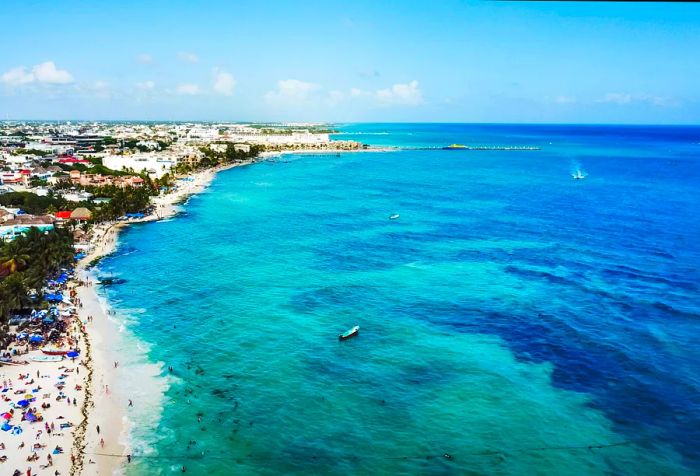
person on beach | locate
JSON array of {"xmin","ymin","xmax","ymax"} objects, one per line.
[
  {"xmin": 96, "ymin": 424, "xmax": 100, "ymax": 434},
  {"xmin": 100, "ymin": 438, "xmax": 104, "ymax": 448}
]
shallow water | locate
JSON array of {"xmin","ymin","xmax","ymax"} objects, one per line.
[{"xmin": 96, "ymin": 124, "xmax": 700, "ymax": 475}]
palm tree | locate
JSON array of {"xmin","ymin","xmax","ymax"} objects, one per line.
[
  {"xmin": 0, "ymin": 251, "xmax": 30, "ymax": 275},
  {"xmin": 0, "ymin": 272, "xmax": 31, "ymax": 323}
]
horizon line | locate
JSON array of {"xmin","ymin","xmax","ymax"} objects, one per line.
[{"xmin": 1, "ymin": 119, "xmax": 699, "ymax": 127}]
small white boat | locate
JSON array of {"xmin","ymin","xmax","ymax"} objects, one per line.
[
  {"xmin": 389, "ymin": 214, "xmax": 400, "ymax": 220},
  {"xmin": 339, "ymin": 325, "xmax": 360, "ymax": 341},
  {"xmin": 572, "ymin": 170, "xmax": 586, "ymax": 180}
]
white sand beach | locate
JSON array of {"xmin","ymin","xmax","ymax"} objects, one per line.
[{"xmin": 66, "ymin": 160, "xmax": 257, "ymax": 475}]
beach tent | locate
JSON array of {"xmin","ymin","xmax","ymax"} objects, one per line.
[
  {"xmin": 70, "ymin": 207, "xmax": 92, "ymax": 221},
  {"xmin": 55, "ymin": 211, "xmax": 72, "ymax": 219},
  {"xmin": 29, "ymin": 335, "xmax": 43, "ymax": 343}
]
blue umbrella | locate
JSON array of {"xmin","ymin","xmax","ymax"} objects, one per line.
[
  {"xmin": 17, "ymin": 400, "xmax": 29, "ymax": 408},
  {"xmin": 67, "ymin": 351, "xmax": 79, "ymax": 358},
  {"xmin": 1, "ymin": 422, "xmax": 11, "ymax": 431},
  {"xmin": 29, "ymin": 335, "xmax": 43, "ymax": 343},
  {"xmin": 26, "ymin": 413, "xmax": 37, "ymax": 422}
]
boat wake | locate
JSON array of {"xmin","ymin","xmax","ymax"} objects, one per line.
[{"xmin": 570, "ymin": 160, "xmax": 587, "ymax": 180}]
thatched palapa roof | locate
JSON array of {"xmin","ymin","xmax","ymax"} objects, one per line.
[{"xmin": 70, "ymin": 207, "xmax": 92, "ymax": 220}]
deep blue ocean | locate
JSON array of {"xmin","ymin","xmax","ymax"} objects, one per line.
[{"xmin": 95, "ymin": 124, "xmax": 700, "ymax": 475}]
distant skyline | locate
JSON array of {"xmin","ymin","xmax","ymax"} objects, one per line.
[{"xmin": 1, "ymin": 0, "xmax": 699, "ymax": 124}]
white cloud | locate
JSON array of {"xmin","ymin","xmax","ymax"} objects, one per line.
[
  {"xmin": 350, "ymin": 87, "xmax": 370, "ymax": 97},
  {"xmin": 178, "ymin": 52, "xmax": 199, "ymax": 64},
  {"xmin": 555, "ymin": 95, "xmax": 576, "ymax": 104},
  {"xmin": 598, "ymin": 93, "xmax": 632, "ymax": 105},
  {"xmin": 597, "ymin": 92, "xmax": 679, "ymax": 107},
  {"xmin": 176, "ymin": 83, "xmax": 201, "ymax": 95},
  {"xmin": 640, "ymin": 95, "xmax": 679, "ymax": 107},
  {"xmin": 376, "ymin": 80, "xmax": 423, "ymax": 106},
  {"xmin": 264, "ymin": 79, "xmax": 319, "ymax": 105},
  {"xmin": 1, "ymin": 61, "xmax": 73, "ymax": 86},
  {"xmin": 89, "ymin": 81, "xmax": 110, "ymax": 98},
  {"xmin": 327, "ymin": 90, "xmax": 345, "ymax": 106},
  {"xmin": 1, "ymin": 66, "xmax": 34, "ymax": 86},
  {"xmin": 33, "ymin": 61, "xmax": 73, "ymax": 84},
  {"xmin": 136, "ymin": 54, "xmax": 153, "ymax": 64},
  {"xmin": 212, "ymin": 69, "xmax": 236, "ymax": 96},
  {"xmin": 136, "ymin": 80, "xmax": 156, "ymax": 91}
]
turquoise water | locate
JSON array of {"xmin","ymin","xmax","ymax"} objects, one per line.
[{"xmin": 96, "ymin": 124, "xmax": 700, "ymax": 475}]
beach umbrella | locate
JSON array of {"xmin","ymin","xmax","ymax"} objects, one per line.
[
  {"xmin": 24, "ymin": 394, "xmax": 34, "ymax": 400},
  {"xmin": 66, "ymin": 351, "xmax": 79, "ymax": 358},
  {"xmin": 29, "ymin": 335, "xmax": 44, "ymax": 343},
  {"xmin": 11, "ymin": 426, "xmax": 22, "ymax": 435},
  {"xmin": 1, "ymin": 412, "xmax": 12, "ymax": 420},
  {"xmin": 16, "ymin": 400, "xmax": 29, "ymax": 408},
  {"xmin": 1, "ymin": 422, "xmax": 11, "ymax": 431},
  {"xmin": 26, "ymin": 413, "xmax": 37, "ymax": 422}
]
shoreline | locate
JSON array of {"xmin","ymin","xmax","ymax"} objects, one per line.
[
  {"xmin": 68, "ymin": 149, "xmax": 373, "ymax": 474},
  {"xmin": 70, "ymin": 158, "xmax": 257, "ymax": 475}
]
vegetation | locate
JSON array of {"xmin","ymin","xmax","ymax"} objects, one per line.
[
  {"xmin": 0, "ymin": 192, "xmax": 68, "ymax": 215},
  {"xmin": 29, "ymin": 177, "xmax": 49, "ymax": 187},
  {"xmin": 55, "ymin": 162, "xmax": 130, "ymax": 176},
  {"xmin": 120, "ymin": 139, "xmax": 171, "ymax": 152},
  {"xmin": 0, "ymin": 228, "xmax": 75, "ymax": 326},
  {"xmin": 90, "ymin": 187, "xmax": 153, "ymax": 220},
  {"xmin": 175, "ymin": 143, "xmax": 261, "ymax": 174},
  {"xmin": 248, "ymin": 124, "xmax": 337, "ymax": 134},
  {"xmin": 10, "ymin": 148, "xmax": 51, "ymax": 157}
]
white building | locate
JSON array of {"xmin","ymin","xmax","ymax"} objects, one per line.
[{"xmin": 103, "ymin": 153, "xmax": 175, "ymax": 178}]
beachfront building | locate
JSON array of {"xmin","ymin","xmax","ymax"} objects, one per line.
[
  {"xmin": 0, "ymin": 214, "xmax": 55, "ymax": 241},
  {"xmin": 68, "ymin": 170, "xmax": 145, "ymax": 189},
  {"xmin": 60, "ymin": 190, "xmax": 93, "ymax": 202},
  {"xmin": 103, "ymin": 153, "xmax": 174, "ymax": 178},
  {"xmin": 0, "ymin": 171, "xmax": 27, "ymax": 186}
]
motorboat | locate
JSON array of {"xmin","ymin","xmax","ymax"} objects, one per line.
[
  {"xmin": 389, "ymin": 214, "xmax": 400, "ymax": 220},
  {"xmin": 339, "ymin": 325, "xmax": 360, "ymax": 340}
]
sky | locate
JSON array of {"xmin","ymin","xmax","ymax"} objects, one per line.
[{"xmin": 0, "ymin": 0, "xmax": 699, "ymax": 124}]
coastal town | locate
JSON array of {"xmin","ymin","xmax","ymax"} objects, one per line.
[{"xmin": 0, "ymin": 121, "xmax": 361, "ymax": 475}]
